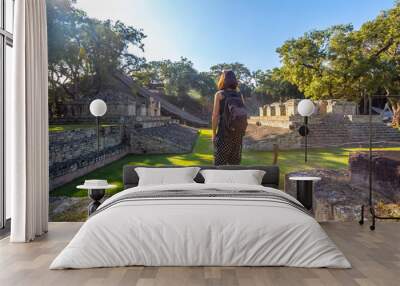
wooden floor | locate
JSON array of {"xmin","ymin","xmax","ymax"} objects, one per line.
[{"xmin": 0, "ymin": 222, "xmax": 399, "ymax": 286}]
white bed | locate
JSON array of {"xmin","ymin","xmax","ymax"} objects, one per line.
[{"xmin": 50, "ymin": 183, "xmax": 351, "ymax": 269}]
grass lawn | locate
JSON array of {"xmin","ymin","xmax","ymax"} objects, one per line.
[{"xmin": 51, "ymin": 129, "xmax": 400, "ymax": 197}]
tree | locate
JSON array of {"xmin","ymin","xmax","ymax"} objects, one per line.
[
  {"xmin": 354, "ymin": 3, "xmax": 400, "ymax": 126},
  {"xmin": 133, "ymin": 58, "xmax": 216, "ymax": 99},
  {"xmin": 277, "ymin": 24, "xmax": 354, "ymax": 100},
  {"xmin": 47, "ymin": 0, "xmax": 146, "ymax": 108},
  {"xmin": 162, "ymin": 58, "xmax": 199, "ymax": 97},
  {"xmin": 277, "ymin": 1, "xmax": 400, "ymax": 125},
  {"xmin": 192, "ymin": 71, "xmax": 217, "ymax": 109},
  {"xmin": 137, "ymin": 58, "xmax": 198, "ymax": 97},
  {"xmin": 190, "ymin": 72, "xmax": 216, "ymax": 99},
  {"xmin": 130, "ymin": 62, "xmax": 161, "ymax": 88},
  {"xmin": 254, "ymin": 68, "xmax": 304, "ymax": 102},
  {"xmin": 209, "ymin": 62, "xmax": 254, "ymax": 97}
]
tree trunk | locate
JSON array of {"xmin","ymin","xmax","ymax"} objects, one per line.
[
  {"xmin": 363, "ymin": 93, "xmax": 368, "ymax": 115},
  {"xmin": 272, "ymin": 144, "xmax": 279, "ymax": 165},
  {"xmin": 391, "ymin": 99, "xmax": 400, "ymax": 128}
]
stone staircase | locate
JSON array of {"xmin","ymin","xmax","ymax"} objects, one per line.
[
  {"xmin": 115, "ymin": 73, "xmax": 208, "ymax": 127},
  {"xmin": 129, "ymin": 124, "xmax": 199, "ymax": 154},
  {"xmin": 306, "ymin": 115, "xmax": 400, "ymax": 148},
  {"xmin": 245, "ymin": 114, "xmax": 400, "ymax": 151}
]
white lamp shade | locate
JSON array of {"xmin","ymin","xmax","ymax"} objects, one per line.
[
  {"xmin": 89, "ymin": 99, "xmax": 107, "ymax": 117},
  {"xmin": 297, "ymin": 99, "xmax": 315, "ymax": 117}
]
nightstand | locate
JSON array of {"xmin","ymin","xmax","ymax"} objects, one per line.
[
  {"xmin": 77, "ymin": 180, "xmax": 116, "ymax": 215},
  {"xmin": 288, "ymin": 176, "xmax": 321, "ymax": 210}
]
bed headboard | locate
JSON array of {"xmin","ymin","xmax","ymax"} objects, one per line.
[{"xmin": 123, "ymin": 165, "xmax": 280, "ymax": 189}]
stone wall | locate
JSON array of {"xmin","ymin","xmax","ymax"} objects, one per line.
[
  {"xmin": 133, "ymin": 116, "xmax": 179, "ymax": 128},
  {"xmin": 284, "ymin": 169, "xmax": 361, "ymax": 222},
  {"xmin": 49, "ymin": 126, "xmax": 124, "ymax": 162},
  {"xmin": 49, "ymin": 123, "xmax": 198, "ymax": 190},
  {"xmin": 248, "ymin": 116, "xmax": 295, "ymax": 129},
  {"xmin": 326, "ymin": 100, "xmax": 358, "ymax": 114},
  {"xmin": 257, "ymin": 99, "xmax": 357, "ymax": 120},
  {"xmin": 284, "ymin": 160, "xmax": 400, "ymax": 222},
  {"xmin": 49, "ymin": 126, "xmax": 127, "ymax": 189},
  {"xmin": 244, "ymin": 128, "xmax": 301, "ymax": 151},
  {"xmin": 349, "ymin": 152, "xmax": 400, "ymax": 201},
  {"xmin": 285, "ymin": 169, "xmax": 383, "ymax": 222},
  {"xmin": 51, "ymin": 89, "xmax": 162, "ymax": 123}
]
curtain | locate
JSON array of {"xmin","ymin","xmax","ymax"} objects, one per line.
[{"xmin": 7, "ymin": 0, "xmax": 49, "ymax": 242}]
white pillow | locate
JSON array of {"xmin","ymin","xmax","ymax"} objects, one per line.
[
  {"xmin": 135, "ymin": 167, "xmax": 200, "ymax": 186},
  {"xmin": 200, "ymin": 169, "xmax": 266, "ymax": 185}
]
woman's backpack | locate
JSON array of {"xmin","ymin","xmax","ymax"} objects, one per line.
[{"xmin": 222, "ymin": 91, "xmax": 248, "ymax": 136}]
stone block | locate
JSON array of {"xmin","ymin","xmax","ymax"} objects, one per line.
[
  {"xmin": 349, "ymin": 151, "xmax": 400, "ymax": 201},
  {"xmin": 284, "ymin": 167, "xmax": 399, "ymax": 222}
]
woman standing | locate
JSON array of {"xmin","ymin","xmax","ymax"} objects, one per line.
[{"xmin": 212, "ymin": 70, "xmax": 247, "ymax": 166}]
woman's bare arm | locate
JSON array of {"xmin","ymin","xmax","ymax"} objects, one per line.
[{"xmin": 212, "ymin": 92, "xmax": 221, "ymax": 142}]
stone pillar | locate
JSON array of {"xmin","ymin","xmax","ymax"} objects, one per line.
[
  {"xmin": 272, "ymin": 103, "xmax": 280, "ymax": 116},
  {"xmin": 140, "ymin": 104, "xmax": 147, "ymax": 116},
  {"xmin": 343, "ymin": 101, "xmax": 357, "ymax": 115},
  {"xmin": 128, "ymin": 102, "xmax": 136, "ymax": 116},
  {"xmin": 270, "ymin": 105, "xmax": 276, "ymax": 116},
  {"xmin": 259, "ymin": 106, "xmax": 267, "ymax": 117},
  {"xmin": 279, "ymin": 104, "xmax": 286, "ymax": 116},
  {"xmin": 319, "ymin": 100, "xmax": 328, "ymax": 115},
  {"xmin": 259, "ymin": 107, "xmax": 264, "ymax": 117},
  {"xmin": 288, "ymin": 99, "xmax": 300, "ymax": 116},
  {"xmin": 266, "ymin": 105, "xmax": 272, "ymax": 117},
  {"xmin": 326, "ymin": 100, "xmax": 333, "ymax": 113},
  {"xmin": 156, "ymin": 101, "xmax": 161, "ymax": 116},
  {"xmin": 147, "ymin": 97, "xmax": 154, "ymax": 117}
]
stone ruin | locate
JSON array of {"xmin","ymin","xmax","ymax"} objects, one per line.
[
  {"xmin": 252, "ymin": 100, "xmax": 400, "ymax": 222},
  {"xmin": 51, "ymin": 72, "xmax": 208, "ymax": 128},
  {"xmin": 256, "ymin": 99, "xmax": 358, "ymax": 128},
  {"xmin": 245, "ymin": 99, "xmax": 400, "ymax": 150},
  {"xmin": 284, "ymin": 151, "xmax": 400, "ymax": 222},
  {"xmin": 349, "ymin": 151, "xmax": 400, "ymax": 202},
  {"xmin": 48, "ymin": 74, "xmax": 209, "ymax": 191},
  {"xmin": 49, "ymin": 123, "xmax": 198, "ymax": 190},
  {"xmin": 259, "ymin": 99, "xmax": 358, "ymax": 117},
  {"xmin": 52, "ymin": 89, "xmax": 162, "ymax": 124}
]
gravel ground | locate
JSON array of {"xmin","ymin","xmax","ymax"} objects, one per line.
[
  {"xmin": 49, "ymin": 196, "xmax": 91, "ymax": 222},
  {"xmin": 244, "ymin": 124, "xmax": 290, "ymax": 142}
]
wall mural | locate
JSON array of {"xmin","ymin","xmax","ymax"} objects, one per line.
[{"xmin": 47, "ymin": 0, "xmax": 400, "ymax": 222}]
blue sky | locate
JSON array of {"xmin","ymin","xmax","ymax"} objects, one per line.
[{"xmin": 76, "ymin": 0, "xmax": 395, "ymax": 72}]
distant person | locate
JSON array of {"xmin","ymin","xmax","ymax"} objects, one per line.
[{"xmin": 212, "ymin": 70, "xmax": 248, "ymax": 165}]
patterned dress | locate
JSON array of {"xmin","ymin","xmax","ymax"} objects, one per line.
[{"xmin": 214, "ymin": 90, "xmax": 244, "ymax": 166}]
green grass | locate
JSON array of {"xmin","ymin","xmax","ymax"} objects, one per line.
[
  {"xmin": 49, "ymin": 124, "xmax": 118, "ymax": 132},
  {"xmin": 188, "ymin": 89, "xmax": 202, "ymax": 100},
  {"xmin": 51, "ymin": 129, "xmax": 400, "ymax": 197}
]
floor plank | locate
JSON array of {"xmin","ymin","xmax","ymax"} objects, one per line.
[{"xmin": 0, "ymin": 222, "xmax": 399, "ymax": 286}]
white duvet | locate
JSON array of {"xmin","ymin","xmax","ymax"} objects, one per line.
[{"xmin": 50, "ymin": 183, "xmax": 351, "ymax": 269}]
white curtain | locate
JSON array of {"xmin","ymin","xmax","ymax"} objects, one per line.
[{"xmin": 7, "ymin": 0, "xmax": 49, "ymax": 242}]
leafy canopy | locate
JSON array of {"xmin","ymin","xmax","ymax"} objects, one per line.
[
  {"xmin": 277, "ymin": 2, "xmax": 400, "ymax": 101},
  {"xmin": 47, "ymin": 0, "xmax": 146, "ymax": 102}
]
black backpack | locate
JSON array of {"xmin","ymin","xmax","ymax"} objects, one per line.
[{"xmin": 222, "ymin": 91, "xmax": 248, "ymax": 136}]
